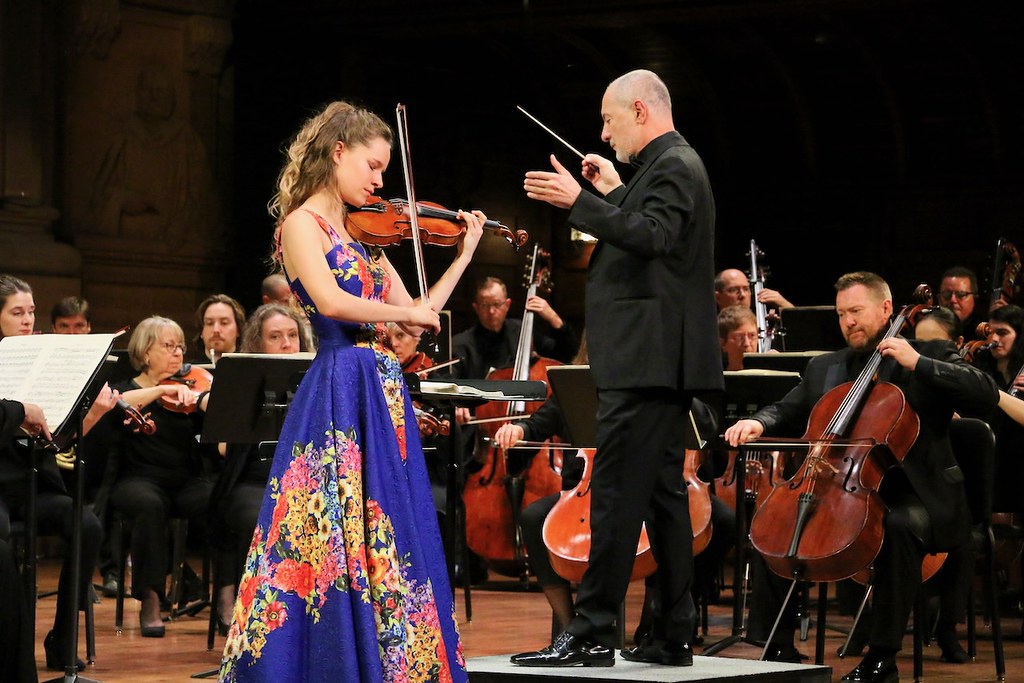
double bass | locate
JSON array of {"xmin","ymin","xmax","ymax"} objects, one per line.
[
  {"xmin": 748, "ymin": 287, "xmax": 931, "ymax": 583},
  {"xmin": 462, "ymin": 246, "xmax": 563, "ymax": 578}
]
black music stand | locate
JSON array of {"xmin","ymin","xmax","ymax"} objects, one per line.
[
  {"xmin": 702, "ymin": 369, "xmax": 801, "ymax": 658},
  {"xmin": 192, "ymin": 354, "xmax": 311, "ymax": 679},
  {"xmin": 742, "ymin": 351, "xmax": 827, "ymax": 375},
  {"xmin": 779, "ymin": 306, "xmax": 846, "ymax": 352},
  {"xmin": 35, "ymin": 348, "xmax": 116, "ymax": 683},
  {"xmin": 408, "ymin": 375, "xmax": 547, "ymax": 623}
]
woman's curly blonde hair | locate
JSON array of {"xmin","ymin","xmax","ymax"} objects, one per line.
[{"xmin": 269, "ymin": 101, "xmax": 392, "ymax": 267}]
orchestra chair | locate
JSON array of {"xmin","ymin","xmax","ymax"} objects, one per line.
[
  {"xmin": 841, "ymin": 417, "xmax": 1005, "ymax": 682},
  {"xmin": 111, "ymin": 514, "xmax": 201, "ymax": 632},
  {"xmin": 949, "ymin": 417, "xmax": 1005, "ymax": 681}
]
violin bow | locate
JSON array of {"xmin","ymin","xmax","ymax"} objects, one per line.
[{"xmin": 395, "ymin": 104, "xmax": 438, "ymax": 353}]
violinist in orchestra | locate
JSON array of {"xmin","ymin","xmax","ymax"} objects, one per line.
[
  {"xmin": 514, "ymin": 68, "xmax": 722, "ymax": 668},
  {"xmin": 217, "ymin": 100, "xmax": 482, "ymax": 682},
  {"xmin": 106, "ymin": 316, "xmax": 213, "ymax": 638},
  {"xmin": 207, "ymin": 303, "xmax": 310, "ymax": 636},
  {"xmin": 192, "ymin": 293, "xmax": 245, "ymax": 365},
  {"xmin": 725, "ymin": 271, "xmax": 999, "ymax": 682},
  {"xmin": 0, "ymin": 274, "xmax": 109, "ymax": 671},
  {"xmin": 50, "ymin": 296, "xmax": 92, "ymax": 334}
]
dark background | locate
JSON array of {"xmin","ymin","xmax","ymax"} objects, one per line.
[{"xmin": 227, "ymin": 0, "xmax": 1024, "ymax": 335}]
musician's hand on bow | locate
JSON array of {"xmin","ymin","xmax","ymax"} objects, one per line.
[
  {"xmin": 493, "ymin": 423, "xmax": 525, "ymax": 450},
  {"xmin": 724, "ymin": 419, "xmax": 764, "ymax": 447},
  {"xmin": 581, "ymin": 153, "xmax": 621, "ymax": 196},
  {"xmin": 525, "ymin": 155, "xmax": 581, "ymax": 209},
  {"xmin": 405, "ymin": 301, "xmax": 441, "ymax": 335},
  {"xmin": 161, "ymin": 383, "xmax": 197, "ymax": 409},
  {"xmin": 455, "ymin": 406, "xmax": 472, "ymax": 425},
  {"xmin": 20, "ymin": 401, "xmax": 51, "ymax": 441},
  {"xmin": 877, "ymin": 337, "xmax": 921, "ymax": 371},
  {"xmin": 456, "ymin": 209, "xmax": 485, "ymax": 259}
]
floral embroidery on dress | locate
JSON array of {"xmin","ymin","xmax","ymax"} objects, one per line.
[{"xmin": 220, "ymin": 427, "xmax": 456, "ymax": 681}]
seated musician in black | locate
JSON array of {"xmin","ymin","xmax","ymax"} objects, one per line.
[
  {"xmin": 725, "ymin": 272, "xmax": 999, "ymax": 683},
  {"xmin": 451, "ymin": 276, "xmax": 577, "ymax": 423},
  {"xmin": 208, "ymin": 303, "xmax": 310, "ymax": 634}
]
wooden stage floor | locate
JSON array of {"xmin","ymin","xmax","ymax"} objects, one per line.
[{"xmin": 26, "ymin": 558, "xmax": 1023, "ymax": 682}]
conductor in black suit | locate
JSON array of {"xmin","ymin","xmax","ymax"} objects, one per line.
[
  {"xmin": 511, "ymin": 68, "xmax": 723, "ymax": 668},
  {"xmin": 725, "ymin": 271, "xmax": 999, "ymax": 682}
]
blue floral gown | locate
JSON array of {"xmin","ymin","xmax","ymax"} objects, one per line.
[{"xmin": 219, "ymin": 210, "xmax": 466, "ymax": 682}]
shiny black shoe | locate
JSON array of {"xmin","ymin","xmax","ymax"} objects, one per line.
[
  {"xmin": 510, "ymin": 631, "xmax": 615, "ymax": 667},
  {"xmin": 763, "ymin": 643, "xmax": 804, "ymax": 663},
  {"xmin": 620, "ymin": 640, "xmax": 693, "ymax": 666},
  {"xmin": 840, "ymin": 654, "xmax": 899, "ymax": 683},
  {"xmin": 43, "ymin": 630, "xmax": 86, "ymax": 671}
]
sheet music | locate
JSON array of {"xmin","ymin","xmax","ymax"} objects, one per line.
[
  {"xmin": 419, "ymin": 381, "xmax": 510, "ymax": 400},
  {"xmin": 0, "ymin": 333, "xmax": 116, "ymax": 432}
]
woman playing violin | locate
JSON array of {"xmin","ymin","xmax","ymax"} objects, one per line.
[
  {"xmin": 217, "ymin": 100, "xmax": 482, "ymax": 683},
  {"xmin": 725, "ymin": 272, "xmax": 999, "ymax": 681},
  {"xmin": 108, "ymin": 316, "xmax": 212, "ymax": 638}
]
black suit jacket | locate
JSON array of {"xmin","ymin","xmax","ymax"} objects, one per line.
[
  {"xmin": 751, "ymin": 339, "xmax": 998, "ymax": 550},
  {"xmin": 567, "ymin": 131, "xmax": 723, "ymax": 392},
  {"xmin": 450, "ymin": 318, "xmax": 577, "ymax": 381}
]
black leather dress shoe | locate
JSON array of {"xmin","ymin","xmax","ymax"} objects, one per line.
[
  {"xmin": 510, "ymin": 631, "xmax": 614, "ymax": 667},
  {"xmin": 840, "ymin": 654, "xmax": 898, "ymax": 683},
  {"xmin": 620, "ymin": 640, "xmax": 693, "ymax": 666}
]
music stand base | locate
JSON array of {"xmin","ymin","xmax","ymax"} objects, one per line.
[{"xmin": 41, "ymin": 673, "xmax": 102, "ymax": 683}]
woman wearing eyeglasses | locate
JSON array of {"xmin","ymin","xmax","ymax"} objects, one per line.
[{"xmin": 108, "ymin": 316, "xmax": 212, "ymax": 638}]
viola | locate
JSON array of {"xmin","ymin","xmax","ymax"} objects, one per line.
[
  {"xmin": 345, "ymin": 196, "xmax": 529, "ymax": 251},
  {"xmin": 158, "ymin": 364, "xmax": 213, "ymax": 414},
  {"xmin": 747, "ymin": 285, "xmax": 931, "ymax": 583}
]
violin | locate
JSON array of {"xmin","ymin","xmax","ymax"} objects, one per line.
[
  {"xmin": 960, "ymin": 323, "xmax": 995, "ymax": 363},
  {"xmin": 401, "ymin": 351, "xmax": 452, "ymax": 437},
  {"xmin": 116, "ymin": 397, "xmax": 156, "ymax": 434},
  {"xmin": 747, "ymin": 284, "xmax": 931, "ymax": 583},
  {"xmin": 158, "ymin": 364, "xmax": 213, "ymax": 414},
  {"xmin": 345, "ymin": 196, "xmax": 528, "ymax": 251}
]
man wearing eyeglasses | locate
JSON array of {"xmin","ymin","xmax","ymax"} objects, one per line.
[
  {"xmin": 938, "ymin": 266, "xmax": 986, "ymax": 340},
  {"xmin": 451, "ymin": 276, "xmax": 578, "ymax": 385}
]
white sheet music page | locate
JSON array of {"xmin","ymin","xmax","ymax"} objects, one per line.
[{"xmin": 0, "ymin": 333, "xmax": 116, "ymax": 432}]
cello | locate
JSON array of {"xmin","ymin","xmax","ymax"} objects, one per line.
[
  {"xmin": 747, "ymin": 286, "xmax": 932, "ymax": 583},
  {"xmin": 542, "ymin": 448, "xmax": 713, "ymax": 583},
  {"xmin": 462, "ymin": 245, "xmax": 563, "ymax": 578}
]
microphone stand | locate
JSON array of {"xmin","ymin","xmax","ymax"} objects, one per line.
[{"xmin": 43, "ymin": 395, "xmax": 101, "ymax": 683}]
